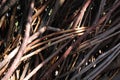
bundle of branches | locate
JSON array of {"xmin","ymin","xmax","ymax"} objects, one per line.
[{"xmin": 0, "ymin": 0, "xmax": 120, "ymax": 80}]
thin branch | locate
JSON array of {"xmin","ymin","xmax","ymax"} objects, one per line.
[
  {"xmin": 23, "ymin": 40, "xmax": 70, "ymax": 80},
  {"xmin": 72, "ymin": 0, "xmax": 92, "ymax": 28},
  {"xmin": 1, "ymin": 0, "xmax": 34, "ymax": 80}
]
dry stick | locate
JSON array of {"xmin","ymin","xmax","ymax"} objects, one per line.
[
  {"xmin": 21, "ymin": 32, "xmax": 83, "ymax": 61},
  {"xmin": 64, "ymin": 54, "xmax": 80, "ymax": 80},
  {"xmin": 0, "ymin": 47, "xmax": 19, "ymax": 70},
  {"xmin": 78, "ymin": 44, "xmax": 101, "ymax": 68},
  {"xmin": 27, "ymin": 29, "xmax": 85, "ymax": 52},
  {"xmin": 20, "ymin": 62, "xmax": 29, "ymax": 80},
  {"xmin": 109, "ymin": 69, "xmax": 120, "ymax": 80},
  {"xmin": 73, "ymin": 8, "xmax": 119, "ymax": 80},
  {"xmin": 1, "ymin": 0, "xmax": 34, "ymax": 80},
  {"xmin": 84, "ymin": 44, "xmax": 120, "ymax": 80},
  {"xmin": 77, "ymin": 30, "xmax": 120, "ymax": 54},
  {"xmin": 41, "ymin": 9, "xmax": 107, "ymax": 80},
  {"xmin": 0, "ymin": 62, "xmax": 9, "ymax": 76},
  {"xmin": 82, "ymin": 2, "xmax": 92, "ymax": 27},
  {"xmin": 31, "ymin": 8, "xmax": 38, "ymax": 25},
  {"xmin": 109, "ymin": 1, "xmax": 120, "ymax": 14},
  {"xmin": 76, "ymin": 28, "xmax": 120, "ymax": 57},
  {"xmin": 54, "ymin": 28, "xmax": 120, "ymax": 79},
  {"xmin": 77, "ymin": 33, "xmax": 116, "ymax": 68},
  {"xmin": 93, "ymin": 0, "xmax": 106, "ymax": 26},
  {"xmin": 31, "ymin": 8, "xmax": 38, "ymax": 32},
  {"xmin": 94, "ymin": 0, "xmax": 120, "ymax": 31},
  {"xmin": 28, "ymin": 27, "xmax": 87, "ymax": 46},
  {"xmin": 55, "ymin": 57, "xmax": 70, "ymax": 80},
  {"xmin": 21, "ymin": 24, "xmax": 120, "ymax": 63},
  {"xmin": 83, "ymin": 23, "xmax": 120, "ymax": 49},
  {"xmin": 90, "ymin": 50, "xmax": 120, "ymax": 80},
  {"xmin": 41, "ymin": 32, "xmax": 89, "ymax": 80},
  {"xmin": 28, "ymin": 26, "xmax": 47, "ymax": 43},
  {"xmin": 77, "ymin": 20, "xmax": 110, "ymax": 69},
  {"xmin": 82, "ymin": 31, "xmax": 120, "ymax": 66},
  {"xmin": 59, "ymin": 40, "xmax": 113, "ymax": 79},
  {"xmin": 42, "ymin": 15, "xmax": 107, "ymax": 80},
  {"xmin": 32, "ymin": 8, "xmax": 41, "ymax": 33},
  {"xmin": 67, "ymin": 28, "xmax": 120, "ymax": 79},
  {"xmin": 77, "ymin": 17, "xmax": 105, "ymax": 68},
  {"xmin": 32, "ymin": 0, "xmax": 51, "ymax": 20},
  {"xmin": 92, "ymin": 25, "xmax": 120, "ymax": 41},
  {"xmin": 33, "ymin": 16, "xmax": 41, "ymax": 33},
  {"xmin": 0, "ymin": 15, "xmax": 6, "ymax": 28},
  {"xmin": 71, "ymin": 43, "xmax": 120, "ymax": 80},
  {"xmin": 104, "ymin": 41, "xmax": 120, "ymax": 72},
  {"xmin": 72, "ymin": 0, "xmax": 92, "ymax": 28},
  {"xmin": 110, "ymin": 10, "xmax": 120, "ymax": 25},
  {"xmin": 59, "ymin": 57, "xmax": 68, "ymax": 73},
  {"xmin": 23, "ymin": 40, "xmax": 71, "ymax": 80},
  {"xmin": 77, "ymin": 0, "xmax": 120, "ymax": 51},
  {"xmin": 0, "ymin": 26, "xmax": 48, "ymax": 70},
  {"xmin": 25, "ymin": 33, "xmax": 83, "ymax": 60},
  {"xmin": 8, "ymin": 28, "xmax": 85, "ymax": 62},
  {"xmin": 3, "ymin": 34, "xmax": 21, "ymax": 57}
]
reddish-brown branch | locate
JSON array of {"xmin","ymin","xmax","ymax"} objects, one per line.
[
  {"xmin": 72, "ymin": 0, "xmax": 92, "ymax": 28},
  {"xmin": 40, "ymin": 9, "xmax": 109, "ymax": 79},
  {"xmin": 1, "ymin": 0, "xmax": 34, "ymax": 80},
  {"xmin": 32, "ymin": 0, "xmax": 52, "ymax": 20},
  {"xmin": 23, "ymin": 40, "xmax": 70, "ymax": 80}
]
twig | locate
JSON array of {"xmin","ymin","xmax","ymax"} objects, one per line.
[
  {"xmin": 53, "ymin": 23, "xmax": 120, "ymax": 79},
  {"xmin": 20, "ymin": 62, "xmax": 29, "ymax": 80},
  {"xmin": 40, "ymin": 27, "xmax": 95, "ymax": 79},
  {"xmin": 21, "ymin": 32, "xmax": 82, "ymax": 61},
  {"xmin": 71, "ymin": 43, "xmax": 120, "ymax": 80},
  {"xmin": 92, "ymin": 0, "xmax": 106, "ymax": 26},
  {"xmin": 0, "ymin": 46, "xmax": 19, "ymax": 70},
  {"xmin": 84, "ymin": 44, "xmax": 120, "ymax": 80},
  {"xmin": 32, "ymin": 0, "xmax": 51, "ymax": 20},
  {"xmin": 0, "ymin": 0, "xmax": 18, "ymax": 18},
  {"xmin": 1, "ymin": 0, "xmax": 34, "ymax": 80},
  {"xmin": 28, "ymin": 27, "xmax": 86, "ymax": 46},
  {"xmin": 72, "ymin": 0, "xmax": 92, "ymax": 28},
  {"xmin": 28, "ymin": 26, "xmax": 47, "ymax": 43},
  {"xmin": 23, "ymin": 40, "xmax": 70, "ymax": 80},
  {"xmin": 40, "ymin": 14, "xmax": 107, "ymax": 79},
  {"xmin": 27, "ymin": 28, "xmax": 85, "ymax": 52},
  {"xmin": 0, "ymin": 62, "xmax": 9, "ymax": 76}
]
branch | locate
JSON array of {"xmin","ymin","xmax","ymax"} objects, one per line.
[{"xmin": 1, "ymin": 0, "xmax": 34, "ymax": 80}]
